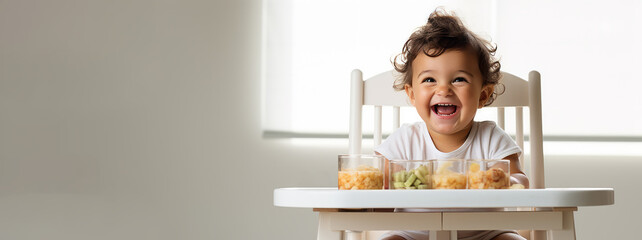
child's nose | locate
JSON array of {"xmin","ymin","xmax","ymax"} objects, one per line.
[{"xmin": 435, "ymin": 84, "xmax": 453, "ymax": 96}]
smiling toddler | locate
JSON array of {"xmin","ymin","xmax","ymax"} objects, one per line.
[{"xmin": 375, "ymin": 9, "xmax": 529, "ymax": 240}]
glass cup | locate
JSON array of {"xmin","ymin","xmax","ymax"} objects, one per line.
[
  {"xmin": 432, "ymin": 159, "xmax": 467, "ymax": 189},
  {"xmin": 389, "ymin": 160, "xmax": 432, "ymax": 190},
  {"xmin": 338, "ymin": 154, "xmax": 384, "ymax": 190},
  {"xmin": 466, "ymin": 159, "xmax": 510, "ymax": 189}
]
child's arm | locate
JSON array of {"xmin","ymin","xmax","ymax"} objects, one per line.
[{"xmin": 504, "ymin": 153, "xmax": 530, "ymax": 189}]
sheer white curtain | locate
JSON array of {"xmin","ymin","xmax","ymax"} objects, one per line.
[
  {"xmin": 263, "ymin": 0, "xmax": 495, "ymax": 135},
  {"xmin": 262, "ymin": 0, "xmax": 642, "ymax": 141}
]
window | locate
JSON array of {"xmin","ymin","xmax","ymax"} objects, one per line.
[{"xmin": 262, "ymin": 0, "xmax": 642, "ymax": 145}]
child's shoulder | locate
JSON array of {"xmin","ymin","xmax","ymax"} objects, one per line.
[
  {"xmin": 474, "ymin": 120, "xmax": 510, "ymax": 137},
  {"xmin": 476, "ymin": 120, "xmax": 499, "ymax": 129},
  {"xmin": 391, "ymin": 122, "xmax": 427, "ymax": 138}
]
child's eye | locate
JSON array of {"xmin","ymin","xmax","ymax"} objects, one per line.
[
  {"xmin": 453, "ymin": 77, "xmax": 468, "ymax": 83},
  {"xmin": 422, "ymin": 77, "xmax": 435, "ymax": 83}
]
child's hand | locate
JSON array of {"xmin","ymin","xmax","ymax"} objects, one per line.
[
  {"xmin": 509, "ymin": 183, "xmax": 525, "ymax": 189},
  {"xmin": 509, "ymin": 176, "xmax": 526, "ymax": 189}
]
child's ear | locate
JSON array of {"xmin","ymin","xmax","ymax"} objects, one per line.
[
  {"xmin": 404, "ymin": 84, "xmax": 416, "ymax": 106},
  {"xmin": 478, "ymin": 85, "xmax": 494, "ymax": 108}
]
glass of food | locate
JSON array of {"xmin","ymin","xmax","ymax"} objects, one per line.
[
  {"xmin": 466, "ymin": 159, "xmax": 510, "ymax": 189},
  {"xmin": 432, "ymin": 159, "xmax": 466, "ymax": 189},
  {"xmin": 338, "ymin": 154, "xmax": 384, "ymax": 190},
  {"xmin": 389, "ymin": 160, "xmax": 432, "ymax": 190}
]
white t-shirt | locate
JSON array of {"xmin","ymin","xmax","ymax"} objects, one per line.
[{"xmin": 375, "ymin": 121, "xmax": 521, "ymax": 161}]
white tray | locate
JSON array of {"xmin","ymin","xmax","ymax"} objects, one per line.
[{"xmin": 274, "ymin": 187, "xmax": 614, "ymax": 209}]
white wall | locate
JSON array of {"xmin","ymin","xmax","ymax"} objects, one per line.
[
  {"xmin": 0, "ymin": 0, "xmax": 639, "ymax": 239},
  {"xmin": 0, "ymin": 0, "xmax": 268, "ymax": 239}
]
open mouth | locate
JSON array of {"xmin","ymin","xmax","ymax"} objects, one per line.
[{"xmin": 432, "ymin": 104, "xmax": 458, "ymax": 116}]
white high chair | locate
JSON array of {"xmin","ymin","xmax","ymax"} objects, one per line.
[
  {"xmin": 349, "ymin": 70, "xmax": 543, "ymax": 187},
  {"xmin": 349, "ymin": 69, "xmax": 546, "ymax": 240},
  {"xmin": 273, "ymin": 69, "xmax": 614, "ymax": 240}
]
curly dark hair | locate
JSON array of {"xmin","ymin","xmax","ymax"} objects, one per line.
[{"xmin": 392, "ymin": 9, "xmax": 503, "ymax": 106}]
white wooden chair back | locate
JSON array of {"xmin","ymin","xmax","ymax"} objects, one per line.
[{"xmin": 348, "ymin": 69, "xmax": 545, "ymax": 189}]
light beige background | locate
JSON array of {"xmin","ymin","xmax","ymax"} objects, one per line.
[{"xmin": 0, "ymin": 0, "xmax": 638, "ymax": 239}]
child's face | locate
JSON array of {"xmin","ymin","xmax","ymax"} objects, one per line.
[{"xmin": 405, "ymin": 49, "xmax": 493, "ymax": 137}]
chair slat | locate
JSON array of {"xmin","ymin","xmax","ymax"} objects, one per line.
[
  {"xmin": 528, "ymin": 71, "xmax": 545, "ymax": 189},
  {"xmin": 516, "ymin": 107, "xmax": 524, "ymax": 168},
  {"xmin": 393, "ymin": 106, "xmax": 400, "ymax": 130},
  {"xmin": 349, "ymin": 69, "xmax": 363, "ymax": 154},
  {"xmin": 374, "ymin": 106, "xmax": 382, "ymax": 147}
]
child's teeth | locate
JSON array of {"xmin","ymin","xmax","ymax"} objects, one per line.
[{"xmin": 434, "ymin": 104, "xmax": 457, "ymax": 116}]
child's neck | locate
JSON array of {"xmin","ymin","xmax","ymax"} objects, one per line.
[{"xmin": 428, "ymin": 122, "xmax": 474, "ymax": 153}]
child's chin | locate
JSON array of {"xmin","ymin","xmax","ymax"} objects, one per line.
[
  {"xmin": 428, "ymin": 124, "xmax": 458, "ymax": 134},
  {"xmin": 429, "ymin": 120, "xmax": 470, "ymax": 132}
]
